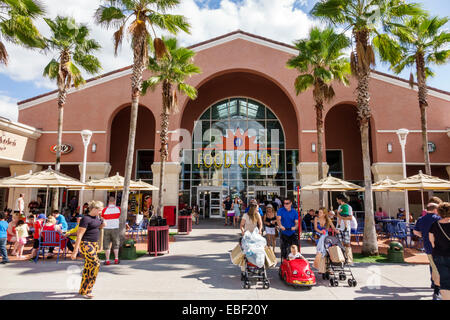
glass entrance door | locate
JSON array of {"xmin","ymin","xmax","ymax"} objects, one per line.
[{"xmin": 196, "ymin": 186, "xmax": 229, "ymax": 219}]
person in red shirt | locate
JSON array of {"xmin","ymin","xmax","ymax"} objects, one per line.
[{"xmin": 101, "ymin": 196, "xmax": 121, "ymax": 265}]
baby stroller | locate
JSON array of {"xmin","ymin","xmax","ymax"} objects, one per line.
[
  {"xmin": 241, "ymin": 258, "xmax": 270, "ymax": 289},
  {"xmin": 322, "ymin": 235, "xmax": 357, "ymax": 287}
]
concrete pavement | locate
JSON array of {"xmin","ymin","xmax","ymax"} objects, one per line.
[{"xmin": 0, "ymin": 220, "xmax": 434, "ymax": 300}]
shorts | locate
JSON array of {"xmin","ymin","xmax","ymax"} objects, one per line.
[
  {"xmin": 18, "ymin": 237, "xmax": 27, "ymax": 245},
  {"xmin": 103, "ymin": 228, "xmax": 120, "ymax": 250},
  {"xmin": 427, "ymin": 254, "xmax": 440, "ymax": 278},
  {"xmin": 33, "ymin": 238, "xmax": 40, "ymax": 249},
  {"xmin": 337, "ymin": 228, "xmax": 351, "ymax": 245},
  {"xmin": 265, "ymin": 227, "xmax": 276, "ymax": 235},
  {"xmin": 433, "ymin": 255, "xmax": 450, "ymax": 290}
]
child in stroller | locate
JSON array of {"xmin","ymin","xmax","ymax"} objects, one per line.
[{"xmin": 322, "ymin": 235, "xmax": 357, "ymax": 287}]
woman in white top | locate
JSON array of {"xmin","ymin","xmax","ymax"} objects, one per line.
[{"xmin": 240, "ymin": 204, "xmax": 262, "ymax": 236}]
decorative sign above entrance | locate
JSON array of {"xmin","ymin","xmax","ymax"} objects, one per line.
[
  {"xmin": 196, "ymin": 128, "xmax": 280, "ymax": 169},
  {"xmin": 50, "ymin": 144, "xmax": 73, "ymax": 154}
]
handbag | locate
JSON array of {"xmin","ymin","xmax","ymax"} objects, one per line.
[{"xmin": 437, "ymin": 222, "xmax": 450, "ymax": 241}]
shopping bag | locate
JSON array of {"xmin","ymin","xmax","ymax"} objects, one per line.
[
  {"xmin": 313, "ymin": 253, "xmax": 322, "ymax": 270},
  {"xmin": 264, "ymin": 246, "xmax": 277, "ymax": 268},
  {"xmin": 318, "ymin": 254, "xmax": 327, "ymax": 274},
  {"xmin": 329, "ymin": 245, "xmax": 345, "ymax": 263},
  {"xmin": 230, "ymin": 244, "xmax": 245, "ymax": 265}
]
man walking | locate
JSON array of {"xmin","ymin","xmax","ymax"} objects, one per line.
[
  {"xmin": 101, "ymin": 196, "xmax": 121, "ymax": 265},
  {"xmin": 414, "ymin": 202, "xmax": 442, "ymax": 300},
  {"xmin": 276, "ymin": 198, "xmax": 298, "ymax": 260},
  {"xmin": 336, "ymin": 194, "xmax": 354, "ymax": 265}
]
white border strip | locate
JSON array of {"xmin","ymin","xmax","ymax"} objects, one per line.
[
  {"xmin": 18, "ymin": 68, "xmax": 132, "ymax": 110},
  {"xmin": 302, "ymin": 130, "xmax": 317, "ymax": 133},
  {"xmin": 40, "ymin": 131, "xmax": 107, "ymax": 134},
  {"xmin": 17, "ymin": 33, "xmax": 450, "ymax": 111},
  {"xmin": 193, "ymin": 32, "xmax": 299, "ymax": 55},
  {"xmin": 370, "ymin": 72, "xmax": 450, "ymax": 101},
  {"xmin": 377, "ymin": 130, "xmax": 448, "ymax": 133},
  {"xmin": 374, "ymin": 162, "xmax": 450, "ymax": 166}
]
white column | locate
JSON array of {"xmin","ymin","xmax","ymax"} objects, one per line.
[{"xmin": 297, "ymin": 162, "xmax": 329, "ymax": 211}]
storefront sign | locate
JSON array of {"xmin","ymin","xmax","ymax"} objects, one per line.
[
  {"xmin": 0, "ymin": 134, "xmax": 17, "ymax": 151},
  {"xmin": 195, "ymin": 129, "xmax": 279, "ymax": 169},
  {"xmin": 50, "ymin": 144, "xmax": 73, "ymax": 154}
]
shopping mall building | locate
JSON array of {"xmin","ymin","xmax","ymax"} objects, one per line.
[{"xmin": 2, "ymin": 30, "xmax": 449, "ymax": 218}]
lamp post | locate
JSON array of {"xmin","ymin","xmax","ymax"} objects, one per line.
[
  {"xmin": 79, "ymin": 130, "xmax": 93, "ymax": 213},
  {"xmin": 396, "ymin": 128, "xmax": 410, "ymax": 223}
]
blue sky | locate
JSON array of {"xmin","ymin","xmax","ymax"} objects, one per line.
[{"xmin": 0, "ymin": 0, "xmax": 448, "ymax": 121}]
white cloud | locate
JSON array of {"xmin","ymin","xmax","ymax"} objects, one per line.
[
  {"xmin": 0, "ymin": 0, "xmax": 320, "ymax": 111},
  {"xmin": 0, "ymin": 94, "xmax": 18, "ymax": 122}
]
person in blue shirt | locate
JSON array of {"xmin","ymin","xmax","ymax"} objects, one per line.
[
  {"xmin": 245, "ymin": 199, "xmax": 263, "ymax": 217},
  {"xmin": 276, "ymin": 198, "xmax": 298, "ymax": 260},
  {"xmin": 414, "ymin": 202, "xmax": 442, "ymax": 300},
  {"xmin": 0, "ymin": 212, "xmax": 9, "ymax": 264},
  {"xmin": 53, "ymin": 210, "xmax": 68, "ymax": 232}
]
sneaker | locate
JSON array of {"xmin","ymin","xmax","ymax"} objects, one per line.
[
  {"xmin": 1, "ymin": 260, "xmax": 9, "ymax": 264},
  {"xmin": 114, "ymin": 259, "xmax": 120, "ymax": 265},
  {"xmin": 432, "ymin": 293, "xmax": 442, "ymax": 300},
  {"xmin": 104, "ymin": 260, "xmax": 110, "ymax": 266}
]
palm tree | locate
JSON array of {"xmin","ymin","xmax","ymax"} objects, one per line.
[
  {"xmin": 142, "ymin": 37, "xmax": 200, "ymax": 217},
  {"xmin": 381, "ymin": 15, "xmax": 450, "ymax": 177},
  {"xmin": 311, "ymin": 0, "xmax": 423, "ymax": 256},
  {"xmin": 287, "ymin": 27, "xmax": 351, "ymax": 207},
  {"xmin": 0, "ymin": 0, "xmax": 46, "ymax": 65},
  {"xmin": 95, "ymin": 0, "xmax": 190, "ymax": 237},
  {"xmin": 43, "ymin": 16, "xmax": 101, "ymax": 209}
]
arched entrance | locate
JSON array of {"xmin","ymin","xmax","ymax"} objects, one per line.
[
  {"xmin": 109, "ymin": 105, "xmax": 156, "ymax": 209},
  {"xmin": 180, "ymin": 97, "xmax": 298, "ymax": 218},
  {"xmin": 324, "ymin": 103, "xmax": 373, "ymax": 212}
]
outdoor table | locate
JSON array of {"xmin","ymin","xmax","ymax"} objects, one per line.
[{"xmin": 147, "ymin": 225, "xmax": 169, "ymax": 256}]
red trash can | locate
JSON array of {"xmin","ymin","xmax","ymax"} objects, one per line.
[
  {"xmin": 163, "ymin": 206, "xmax": 176, "ymax": 226},
  {"xmin": 178, "ymin": 215, "xmax": 192, "ymax": 234},
  {"xmin": 147, "ymin": 225, "xmax": 169, "ymax": 256}
]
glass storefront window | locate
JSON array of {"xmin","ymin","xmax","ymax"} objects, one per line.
[
  {"xmin": 180, "ymin": 98, "xmax": 299, "ymax": 207},
  {"xmin": 136, "ymin": 150, "xmax": 154, "ymax": 182}
]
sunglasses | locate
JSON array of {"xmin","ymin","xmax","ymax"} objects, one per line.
[{"xmin": 283, "ymin": 202, "xmax": 291, "ymax": 205}]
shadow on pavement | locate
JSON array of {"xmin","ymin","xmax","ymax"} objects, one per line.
[
  {"xmin": 0, "ymin": 291, "xmax": 78, "ymax": 300},
  {"xmin": 353, "ymin": 285, "xmax": 431, "ymax": 300}
]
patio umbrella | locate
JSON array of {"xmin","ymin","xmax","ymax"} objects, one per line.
[
  {"xmin": 0, "ymin": 167, "xmax": 87, "ymax": 215},
  {"xmin": 390, "ymin": 170, "xmax": 450, "ymax": 211},
  {"xmin": 301, "ymin": 175, "xmax": 361, "ymax": 212},
  {"xmin": 69, "ymin": 173, "xmax": 158, "ymax": 214},
  {"xmin": 301, "ymin": 175, "xmax": 361, "ymax": 191}
]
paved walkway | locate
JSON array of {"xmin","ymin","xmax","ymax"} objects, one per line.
[{"xmin": 0, "ymin": 220, "xmax": 434, "ymax": 300}]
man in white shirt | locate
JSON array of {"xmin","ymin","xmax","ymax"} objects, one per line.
[
  {"xmin": 101, "ymin": 196, "xmax": 121, "ymax": 265},
  {"xmin": 15, "ymin": 194, "xmax": 25, "ymax": 215}
]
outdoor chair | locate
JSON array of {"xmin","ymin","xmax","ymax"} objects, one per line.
[
  {"xmin": 34, "ymin": 230, "xmax": 67, "ymax": 263},
  {"xmin": 127, "ymin": 218, "xmax": 147, "ymax": 242},
  {"xmin": 351, "ymin": 224, "xmax": 364, "ymax": 245},
  {"xmin": 395, "ymin": 222, "xmax": 409, "ymax": 248}
]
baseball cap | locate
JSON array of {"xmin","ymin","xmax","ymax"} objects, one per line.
[{"xmin": 37, "ymin": 214, "xmax": 46, "ymax": 220}]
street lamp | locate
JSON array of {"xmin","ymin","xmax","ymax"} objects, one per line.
[
  {"xmin": 79, "ymin": 130, "xmax": 93, "ymax": 213},
  {"xmin": 396, "ymin": 128, "xmax": 409, "ymax": 223}
]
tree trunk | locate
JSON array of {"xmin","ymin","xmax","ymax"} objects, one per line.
[
  {"xmin": 119, "ymin": 34, "xmax": 147, "ymax": 240},
  {"xmin": 157, "ymin": 81, "xmax": 171, "ymax": 217},
  {"xmin": 315, "ymin": 100, "xmax": 325, "ymax": 207},
  {"xmin": 416, "ymin": 53, "xmax": 432, "ymax": 177},
  {"xmin": 355, "ymin": 30, "xmax": 378, "ymax": 256},
  {"xmin": 51, "ymin": 88, "xmax": 67, "ymax": 211}
]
